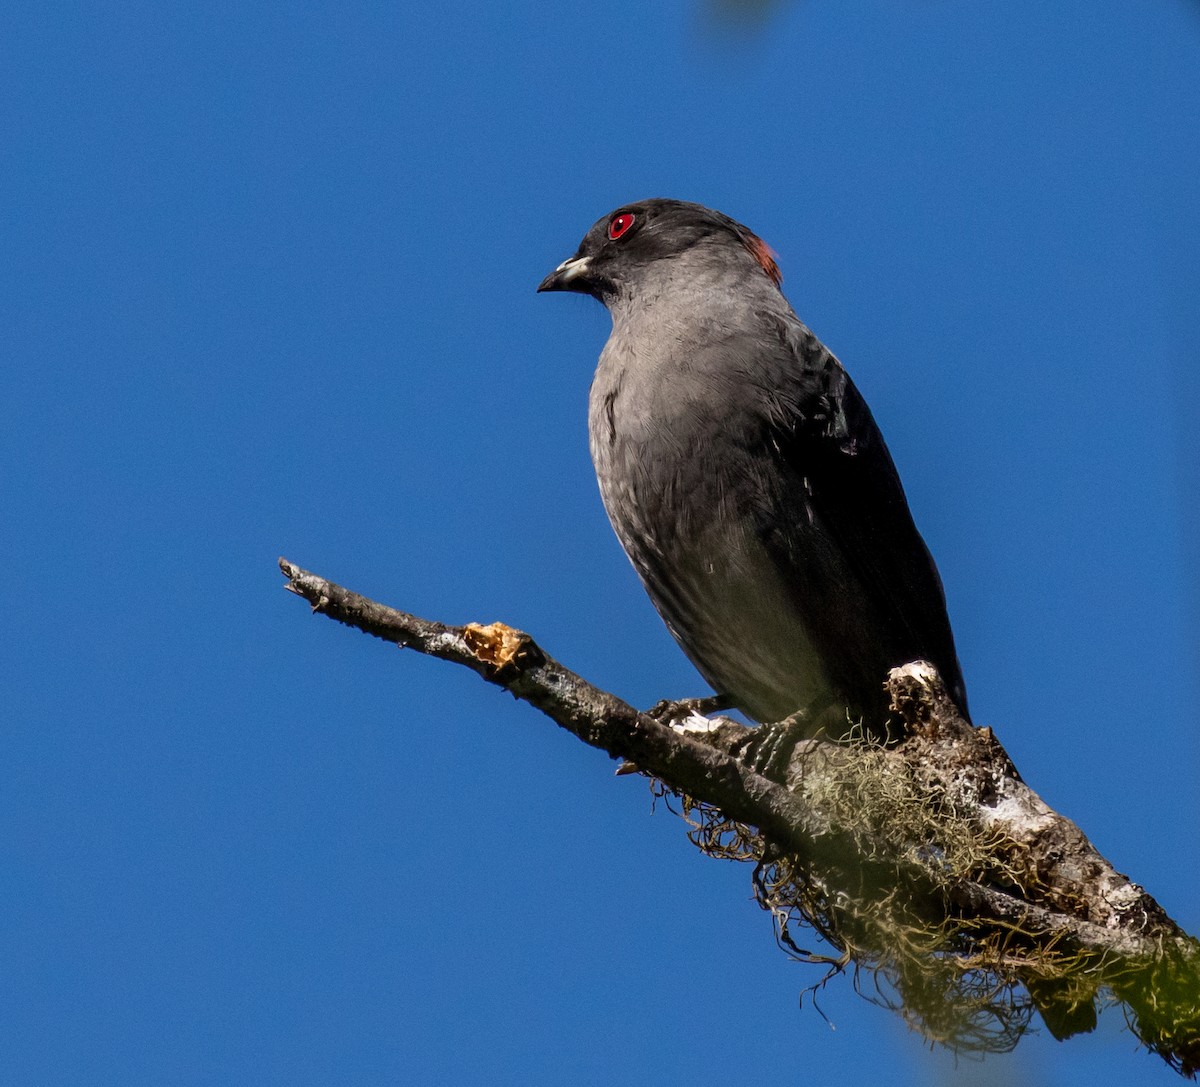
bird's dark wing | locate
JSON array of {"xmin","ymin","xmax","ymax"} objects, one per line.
[{"xmin": 747, "ymin": 312, "xmax": 969, "ymax": 720}]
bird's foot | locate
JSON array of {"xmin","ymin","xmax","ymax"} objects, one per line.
[
  {"xmin": 645, "ymin": 693, "xmax": 734, "ymax": 726},
  {"xmin": 617, "ymin": 694, "xmax": 738, "ymax": 776},
  {"xmin": 742, "ymin": 713, "xmax": 810, "ymax": 782}
]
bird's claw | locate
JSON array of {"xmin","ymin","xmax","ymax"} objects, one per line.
[
  {"xmin": 743, "ymin": 713, "xmax": 809, "ymax": 781},
  {"xmin": 645, "ymin": 694, "xmax": 734, "ymax": 724}
]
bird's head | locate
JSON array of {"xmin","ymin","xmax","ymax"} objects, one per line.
[{"xmin": 537, "ymin": 198, "xmax": 782, "ymax": 304}]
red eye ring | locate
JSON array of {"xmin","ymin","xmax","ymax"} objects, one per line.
[{"xmin": 608, "ymin": 213, "xmax": 635, "ymax": 240}]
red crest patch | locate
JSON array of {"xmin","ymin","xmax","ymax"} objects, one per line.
[{"xmin": 744, "ymin": 233, "xmax": 782, "ymax": 288}]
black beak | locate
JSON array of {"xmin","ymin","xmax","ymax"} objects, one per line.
[{"xmin": 537, "ymin": 254, "xmax": 593, "ymax": 293}]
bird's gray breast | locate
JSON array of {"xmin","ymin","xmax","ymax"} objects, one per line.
[{"xmin": 587, "ymin": 326, "xmax": 835, "ymax": 724}]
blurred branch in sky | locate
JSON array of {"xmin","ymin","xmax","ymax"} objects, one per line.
[
  {"xmin": 702, "ymin": 0, "xmax": 1200, "ymax": 33},
  {"xmin": 701, "ymin": 0, "xmax": 785, "ymax": 34}
]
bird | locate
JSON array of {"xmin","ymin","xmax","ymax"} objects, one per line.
[{"xmin": 538, "ymin": 199, "xmax": 968, "ymax": 736}]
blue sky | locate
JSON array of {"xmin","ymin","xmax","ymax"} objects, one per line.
[{"xmin": 3, "ymin": 1, "xmax": 1198, "ymax": 1083}]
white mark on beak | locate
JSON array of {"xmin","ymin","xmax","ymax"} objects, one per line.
[{"xmin": 554, "ymin": 255, "xmax": 591, "ymax": 281}]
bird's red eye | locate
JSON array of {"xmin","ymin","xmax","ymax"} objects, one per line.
[{"xmin": 608, "ymin": 213, "xmax": 635, "ymax": 240}]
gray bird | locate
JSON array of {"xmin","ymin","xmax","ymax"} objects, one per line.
[{"xmin": 538, "ymin": 199, "xmax": 968, "ymax": 735}]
